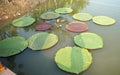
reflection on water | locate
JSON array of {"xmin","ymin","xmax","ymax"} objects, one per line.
[
  {"xmin": 0, "ymin": 0, "xmax": 88, "ymax": 39},
  {"xmin": 0, "ymin": 0, "xmax": 120, "ymax": 75},
  {"xmin": 0, "ymin": 0, "xmax": 88, "ymax": 24},
  {"xmin": 34, "ymin": 0, "xmax": 89, "ymax": 13}
]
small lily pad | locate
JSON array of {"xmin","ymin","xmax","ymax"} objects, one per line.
[
  {"xmin": 28, "ymin": 32, "xmax": 58, "ymax": 50},
  {"xmin": 55, "ymin": 7, "xmax": 73, "ymax": 14},
  {"xmin": 66, "ymin": 21, "xmax": 88, "ymax": 32},
  {"xmin": 55, "ymin": 47, "xmax": 92, "ymax": 74},
  {"xmin": 40, "ymin": 12, "xmax": 60, "ymax": 20},
  {"xmin": 35, "ymin": 22, "xmax": 51, "ymax": 31},
  {"xmin": 12, "ymin": 17, "xmax": 35, "ymax": 27},
  {"xmin": 74, "ymin": 32, "xmax": 103, "ymax": 49},
  {"xmin": 92, "ymin": 16, "xmax": 116, "ymax": 25},
  {"xmin": 73, "ymin": 13, "xmax": 93, "ymax": 21},
  {"xmin": 0, "ymin": 36, "xmax": 28, "ymax": 57}
]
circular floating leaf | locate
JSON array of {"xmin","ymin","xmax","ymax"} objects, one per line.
[
  {"xmin": 40, "ymin": 12, "xmax": 60, "ymax": 20},
  {"xmin": 0, "ymin": 36, "xmax": 28, "ymax": 57},
  {"xmin": 35, "ymin": 22, "xmax": 51, "ymax": 31},
  {"xmin": 55, "ymin": 7, "xmax": 73, "ymax": 14},
  {"xmin": 28, "ymin": 32, "xmax": 58, "ymax": 50},
  {"xmin": 73, "ymin": 13, "xmax": 93, "ymax": 21},
  {"xmin": 92, "ymin": 16, "xmax": 116, "ymax": 25},
  {"xmin": 55, "ymin": 47, "xmax": 92, "ymax": 74},
  {"xmin": 74, "ymin": 32, "xmax": 103, "ymax": 49},
  {"xmin": 12, "ymin": 17, "xmax": 35, "ymax": 27},
  {"xmin": 66, "ymin": 21, "xmax": 88, "ymax": 32}
]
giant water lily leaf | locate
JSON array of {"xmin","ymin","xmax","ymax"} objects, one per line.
[
  {"xmin": 92, "ymin": 16, "xmax": 116, "ymax": 25},
  {"xmin": 28, "ymin": 32, "xmax": 58, "ymax": 50},
  {"xmin": 55, "ymin": 7, "xmax": 73, "ymax": 14},
  {"xmin": 74, "ymin": 32, "xmax": 103, "ymax": 49},
  {"xmin": 66, "ymin": 21, "xmax": 88, "ymax": 32},
  {"xmin": 40, "ymin": 12, "xmax": 60, "ymax": 20},
  {"xmin": 73, "ymin": 13, "xmax": 93, "ymax": 21},
  {"xmin": 0, "ymin": 36, "xmax": 28, "ymax": 57},
  {"xmin": 35, "ymin": 22, "xmax": 51, "ymax": 31},
  {"xmin": 12, "ymin": 17, "xmax": 35, "ymax": 27},
  {"xmin": 55, "ymin": 47, "xmax": 92, "ymax": 74}
]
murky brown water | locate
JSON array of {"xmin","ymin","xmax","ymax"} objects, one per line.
[{"xmin": 0, "ymin": 0, "xmax": 120, "ymax": 75}]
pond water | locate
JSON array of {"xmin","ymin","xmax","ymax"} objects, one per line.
[{"xmin": 0, "ymin": 0, "xmax": 120, "ymax": 75}]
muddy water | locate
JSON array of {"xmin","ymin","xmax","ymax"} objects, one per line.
[{"xmin": 0, "ymin": 0, "xmax": 120, "ymax": 75}]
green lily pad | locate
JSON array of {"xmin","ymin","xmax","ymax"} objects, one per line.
[
  {"xmin": 55, "ymin": 7, "xmax": 73, "ymax": 14},
  {"xmin": 55, "ymin": 47, "xmax": 92, "ymax": 74},
  {"xmin": 28, "ymin": 32, "xmax": 58, "ymax": 50},
  {"xmin": 12, "ymin": 16, "xmax": 35, "ymax": 27},
  {"xmin": 40, "ymin": 12, "xmax": 60, "ymax": 20},
  {"xmin": 73, "ymin": 13, "xmax": 93, "ymax": 21},
  {"xmin": 0, "ymin": 36, "xmax": 28, "ymax": 57},
  {"xmin": 74, "ymin": 32, "xmax": 103, "ymax": 49},
  {"xmin": 92, "ymin": 16, "xmax": 116, "ymax": 25}
]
